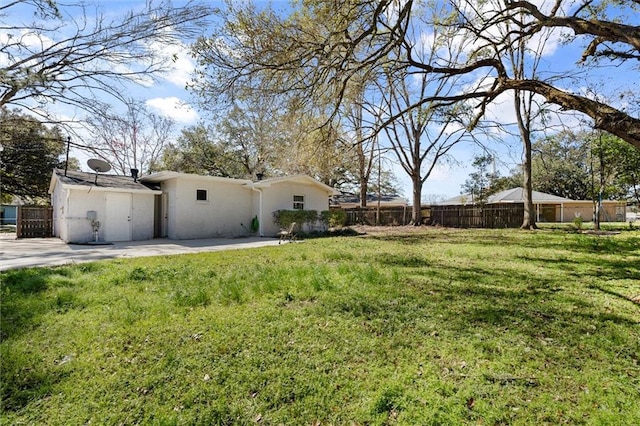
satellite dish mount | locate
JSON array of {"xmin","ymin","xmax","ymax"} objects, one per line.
[{"xmin": 87, "ymin": 159, "xmax": 111, "ymax": 184}]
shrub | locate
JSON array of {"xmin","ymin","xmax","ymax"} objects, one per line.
[
  {"xmin": 273, "ymin": 210, "xmax": 319, "ymax": 229},
  {"xmin": 573, "ymin": 216, "xmax": 584, "ymax": 230},
  {"xmin": 320, "ymin": 209, "xmax": 346, "ymax": 228}
]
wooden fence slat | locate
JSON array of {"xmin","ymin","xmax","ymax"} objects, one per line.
[
  {"xmin": 429, "ymin": 204, "xmax": 524, "ymax": 228},
  {"xmin": 16, "ymin": 206, "xmax": 53, "ymax": 238},
  {"xmin": 340, "ymin": 207, "xmax": 417, "ymax": 226}
]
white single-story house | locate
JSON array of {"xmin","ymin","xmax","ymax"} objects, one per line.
[
  {"xmin": 441, "ymin": 187, "xmax": 625, "ymax": 223},
  {"xmin": 49, "ymin": 169, "xmax": 338, "ymax": 243}
]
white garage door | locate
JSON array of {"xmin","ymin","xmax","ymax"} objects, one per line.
[{"xmin": 104, "ymin": 193, "xmax": 132, "ymax": 241}]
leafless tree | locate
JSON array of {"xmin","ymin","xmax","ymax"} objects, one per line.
[
  {"xmin": 341, "ymin": 77, "xmax": 379, "ymax": 207},
  {"xmin": 86, "ymin": 99, "xmax": 174, "ymax": 176},
  {"xmin": 380, "ymin": 71, "xmax": 472, "ymax": 224},
  {"xmin": 1, "ymin": 0, "xmax": 211, "ymax": 121}
]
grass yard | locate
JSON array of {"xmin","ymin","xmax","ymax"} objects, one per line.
[{"xmin": 1, "ymin": 228, "xmax": 639, "ymax": 425}]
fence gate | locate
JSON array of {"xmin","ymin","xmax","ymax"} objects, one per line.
[{"xmin": 17, "ymin": 206, "xmax": 53, "ymax": 238}]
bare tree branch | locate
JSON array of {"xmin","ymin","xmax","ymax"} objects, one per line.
[{"xmin": 1, "ymin": 0, "xmax": 212, "ymax": 119}]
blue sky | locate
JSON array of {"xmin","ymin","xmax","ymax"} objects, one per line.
[{"xmin": 4, "ymin": 0, "xmax": 637, "ymax": 200}]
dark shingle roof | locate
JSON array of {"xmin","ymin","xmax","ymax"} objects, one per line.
[
  {"xmin": 54, "ymin": 169, "xmax": 159, "ymax": 191},
  {"xmin": 441, "ymin": 187, "xmax": 575, "ymax": 205},
  {"xmin": 331, "ymin": 193, "xmax": 407, "ymax": 206}
]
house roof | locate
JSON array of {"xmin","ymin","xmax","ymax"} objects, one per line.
[
  {"xmin": 251, "ymin": 174, "xmax": 340, "ymax": 195},
  {"xmin": 140, "ymin": 171, "xmax": 339, "ymax": 195},
  {"xmin": 441, "ymin": 187, "xmax": 575, "ymax": 205},
  {"xmin": 141, "ymin": 171, "xmax": 253, "ymax": 185},
  {"xmin": 490, "ymin": 188, "xmax": 572, "ymax": 203},
  {"xmin": 49, "ymin": 169, "xmax": 161, "ymax": 194}
]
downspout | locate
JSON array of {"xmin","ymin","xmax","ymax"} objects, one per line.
[
  {"xmin": 251, "ymin": 186, "xmax": 264, "ymax": 237},
  {"xmin": 65, "ymin": 189, "xmax": 71, "ymax": 242}
]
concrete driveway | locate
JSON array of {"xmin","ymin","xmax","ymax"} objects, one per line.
[{"xmin": 0, "ymin": 234, "xmax": 282, "ymax": 271}]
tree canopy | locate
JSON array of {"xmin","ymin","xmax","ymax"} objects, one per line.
[
  {"xmin": 0, "ymin": 108, "xmax": 76, "ymax": 202},
  {"xmin": 191, "ymin": 0, "xmax": 640, "ymax": 150}
]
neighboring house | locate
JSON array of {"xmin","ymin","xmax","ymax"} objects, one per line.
[
  {"xmin": 49, "ymin": 169, "xmax": 338, "ymax": 243},
  {"xmin": 331, "ymin": 193, "xmax": 408, "ymax": 209},
  {"xmin": 0, "ymin": 205, "xmax": 18, "ymax": 226},
  {"xmin": 1, "ymin": 196, "xmax": 27, "ymax": 226},
  {"xmin": 49, "ymin": 169, "xmax": 161, "ymax": 243},
  {"xmin": 441, "ymin": 187, "xmax": 625, "ymax": 223}
]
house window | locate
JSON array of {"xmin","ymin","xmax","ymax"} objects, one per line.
[
  {"xmin": 196, "ymin": 189, "xmax": 208, "ymax": 202},
  {"xmin": 293, "ymin": 195, "xmax": 304, "ymax": 210}
]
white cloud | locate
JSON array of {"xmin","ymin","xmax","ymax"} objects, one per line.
[
  {"xmin": 146, "ymin": 39, "xmax": 196, "ymax": 88},
  {"xmin": 165, "ymin": 52, "xmax": 196, "ymax": 87},
  {"xmin": 449, "ymin": 0, "xmax": 563, "ymax": 60},
  {"xmin": 421, "ymin": 161, "xmax": 468, "ymax": 199},
  {"xmin": 145, "ymin": 97, "xmax": 199, "ymax": 124},
  {"xmin": 0, "ymin": 29, "xmax": 56, "ymax": 68}
]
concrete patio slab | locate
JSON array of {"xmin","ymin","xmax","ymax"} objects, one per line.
[{"xmin": 0, "ymin": 234, "xmax": 282, "ymax": 271}]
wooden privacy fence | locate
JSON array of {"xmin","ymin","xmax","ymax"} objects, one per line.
[
  {"xmin": 429, "ymin": 204, "xmax": 524, "ymax": 228},
  {"xmin": 17, "ymin": 206, "xmax": 53, "ymax": 238},
  {"xmin": 343, "ymin": 207, "xmax": 413, "ymax": 226}
]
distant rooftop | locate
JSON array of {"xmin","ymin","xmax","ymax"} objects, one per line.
[
  {"xmin": 441, "ymin": 187, "xmax": 575, "ymax": 205},
  {"xmin": 332, "ymin": 193, "xmax": 408, "ymax": 207}
]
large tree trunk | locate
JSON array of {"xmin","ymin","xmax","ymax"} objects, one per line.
[
  {"xmin": 357, "ymin": 138, "xmax": 368, "ymax": 223},
  {"xmin": 521, "ymin": 124, "xmax": 537, "ymax": 229},
  {"xmin": 521, "ymin": 158, "xmax": 537, "ymax": 229},
  {"xmin": 411, "ymin": 175, "xmax": 423, "ymax": 226},
  {"xmin": 513, "ymin": 87, "xmax": 538, "ymax": 230},
  {"xmin": 356, "ymin": 117, "xmax": 368, "ymax": 208},
  {"xmin": 359, "ymin": 175, "xmax": 368, "ymax": 208}
]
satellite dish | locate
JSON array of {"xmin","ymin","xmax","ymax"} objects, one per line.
[{"xmin": 88, "ymin": 158, "xmax": 111, "ymax": 173}]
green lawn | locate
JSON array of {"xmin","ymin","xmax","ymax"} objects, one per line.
[{"xmin": 2, "ymin": 228, "xmax": 639, "ymax": 425}]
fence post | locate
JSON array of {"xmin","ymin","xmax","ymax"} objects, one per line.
[{"xmin": 16, "ymin": 206, "xmax": 23, "ymax": 238}]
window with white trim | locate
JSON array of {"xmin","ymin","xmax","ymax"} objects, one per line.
[
  {"xmin": 293, "ymin": 195, "xmax": 304, "ymax": 210},
  {"xmin": 196, "ymin": 189, "xmax": 208, "ymax": 202}
]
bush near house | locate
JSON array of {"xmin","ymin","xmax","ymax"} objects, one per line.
[
  {"xmin": 273, "ymin": 209, "xmax": 319, "ymax": 229},
  {"xmin": 273, "ymin": 209, "xmax": 347, "ymax": 230},
  {"xmin": 322, "ymin": 209, "xmax": 347, "ymax": 228}
]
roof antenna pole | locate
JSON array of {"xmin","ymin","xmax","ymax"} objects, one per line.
[{"xmin": 64, "ymin": 136, "xmax": 71, "ymax": 177}]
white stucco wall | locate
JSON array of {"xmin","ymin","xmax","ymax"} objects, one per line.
[
  {"xmin": 163, "ymin": 177, "xmax": 254, "ymax": 239},
  {"xmin": 51, "ymin": 182, "xmax": 156, "ymax": 243},
  {"xmin": 260, "ymin": 182, "xmax": 331, "ymax": 236},
  {"xmin": 65, "ymin": 188, "xmax": 107, "ymax": 243}
]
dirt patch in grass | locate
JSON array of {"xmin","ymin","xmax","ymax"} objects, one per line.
[
  {"xmin": 580, "ymin": 230, "xmax": 621, "ymax": 236},
  {"xmin": 348, "ymin": 224, "xmax": 460, "ymax": 236}
]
